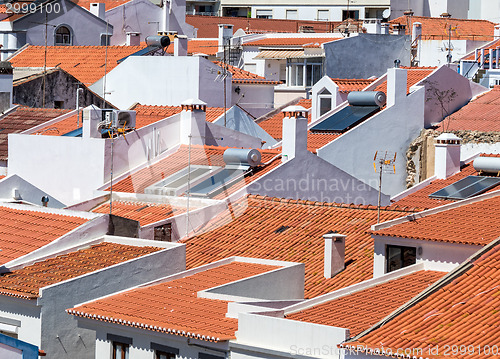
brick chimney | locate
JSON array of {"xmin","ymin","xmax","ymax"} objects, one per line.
[
  {"xmin": 281, "ymin": 106, "xmax": 308, "ymax": 163},
  {"xmin": 180, "ymin": 98, "xmax": 207, "ymax": 145},
  {"xmin": 324, "ymin": 232, "xmax": 346, "ymax": 278},
  {"xmin": 434, "ymin": 133, "xmax": 461, "ymax": 179}
]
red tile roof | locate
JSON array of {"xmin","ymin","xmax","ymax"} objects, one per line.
[
  {"xmin": 390, "ymin": 157, "xmax": 500, "ymax": 210},
  {"xmin": 0, "ymin": 106, "xmax": 71, "ymax": 159},
  {"xmin": 389, "ymin": 16, "xmax": 495, "ymax": 41},
  {"xmin": 0, "ymin": 206, "xmax": 91, "ymax": 265},
  {"xmin": 214, "ymin": 61, "xmax": 281, "ymax": 85},
  {"xmin": 9, "ymin": 45, "xmax": 146, "ymax": 85},
  {"xmin": 437, "ymin": 86, "xmax": 500, "ymax": 132},
  {"xmin": 72, "ymin": 0, "xmax": 132, "ymax": 11},
  {"xmin": 307, "ymin": 132, "xmax": 340, "ymax": 153},
  {"xmin": 92, "ymin": 201, "xmax": 185, "ymax": 226},
  {"xmin": 166, "ymin": 39, "xmax": 220, "ymax": 56},
  {"xmin": 35, "ymin": 104, "xmax": 226, "ymax": 136},
  {"xmin": 331, "ymin": 78, "xmax": 376, "ymax": 93},
  {"xmin": 287, "ymin": 270, "xmax": 444, "ymax": 336},
  {"xmin": 0, "ymin": 242, "xmax": 161, "ymax": 300},
  {"xmin": 374, "ymin": 68, "xmax": 435, "ymax": 95},
  {"xmin": 186, "ymin": 15, "xmax": 342, "ymax": 38},
  {"xmin": 111, "ymin": 145, "xmax": 281, "ymax": 199},
  {"xmin": 344, "ymin": 241, "xmax": 500, "ymax": 359},
  {"xmin": 259, "ymin": 98, "xmax": 312, "ymax": 139},
  {"xmin": 243, "ymin": 37, "xmax": 337, "ymax": 48},
  {"xmin": 68, "ymin": 261, "xmax": 280, "ymax": 342},
  {"xmin": 182, "ymin": 195, "xmax": 412, "ymax": 299},
  {"xmin": 376, "ymin": 193, "xmax": 500, "ymax": 246}
]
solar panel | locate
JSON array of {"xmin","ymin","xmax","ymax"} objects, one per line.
[
  {"xmin": 429, "ymin": 176, "xmax": 500, "ymax": 200},
  {"xmin": 189, "ymin": 169, "xmax": 246, "ymax": 197},
  {"xmin": 310, "ymin": 105, "xmax": 380, "ymax": 132},
  {"xmin": 144, "ymin": 166, "xmax": 217, "ymax": 196}
]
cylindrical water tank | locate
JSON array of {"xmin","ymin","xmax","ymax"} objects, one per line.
[
  {"xmin": 473, "ymin": 156, "xmax": 500, "ymax": 174},
  {"xmin": 223, "ymin": 148, "xmax": 261, "ymax": 167},
  {"xmin": 145, "ymin": 35, "xmax": 170, "ymax": 48},
  {"xmin": 347, "ymin": 91, "xmax": 386, "ymax": 107}
]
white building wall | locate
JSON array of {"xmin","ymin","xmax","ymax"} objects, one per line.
[
  {"xmin": 417, "ymin": 40, "xmax": 487, "ymax": 67},
  {"xmin": 248, "ymin": 5, "xmax": 387, "ymax": 21},
  {"xmin": 0, "ymin": 296, "xmax": 41, "ymax": 348},
  {"xmin": 372, "ymin": 235, "xmax": 482, "ymax": 277},
  {"xmin": 461, "ymin": 142, "xmax": 500, "ymax": 159}
]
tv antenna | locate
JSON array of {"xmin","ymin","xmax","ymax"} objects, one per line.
[{"xmin": 373, "ymin": 151, "xmax": 396, "ymax": 223}]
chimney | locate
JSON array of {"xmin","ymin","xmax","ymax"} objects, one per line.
[
  {"xmin": 174, "ymin": 35, "xmax": 188, "ymax": 56},
  {"xmin": 386, "ymin": 66, "xmax": 407, "ymax": 107},
  {"xmin": 281, "ymin": 106, "xmax": 308, "ymax": 163},
  {"xmin": 380, "ymin": 23, "xmax": 389, "ymax": 35},
  {"xmin": 180, "ymin": 99, "xmax": 207, "ymax": 145},
  {"xmin": 363, "ymin": 19, "xmax": 381, "ymax": 34},
  {"xmin": 392, "ymin": 23, "xmax": 406, "ymax": 35},
  {"xmin": 83, "ymin": 106, "xmax": 102, "ymax": 138},
  {"xmin": 90, "ymin": 3, "xmax": 105, "ymax": 19},
  {"xmin": 323, "ymin": 232, "xmax": 346, "ymax": 278},
  {"xmin": 440, "ymin": 12, "xmax": 451, "ymax": 18},
  {"xmin": 218, "ymin": 24, "xmax": 234, "ymax": 49},
  {"xmin": 126, "ymin": 32, "xmax": 140, "ymax": 46},
  {"xmin": 434, "ymin": 133, "xmax": 461, "ymax": 179},
  {"xmin": 495, "ymin": 25, "xmax": 500, "ymax": 39},
  {"xmin": 412, "ymin": 22, "xmax": 422, "ymax": 42},
  {"xmin": 161, "ymin": 0, "xmax": 170, "ymax": 33},
  {"xmin": 0, "ymin": 61, "xmax": 13, "ymax": 113}
]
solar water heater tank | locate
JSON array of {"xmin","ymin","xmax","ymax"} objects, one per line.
[
  {"xmin": 347, "ymin": 91, "xmax": 386, "ymax": 107},
  {"xmin": 473, "ymin": 156, "xmax": 500, "ymax": 174},
  {"xmin": 223, "ymin": 149, "xmax": 261, "ymax": 168}
]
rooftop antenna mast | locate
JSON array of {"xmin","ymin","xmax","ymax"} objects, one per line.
[
  {"xmin": 373, "ymin": 151, "xmax": 397, "ymax": 223},
  {"xmin": 103, "ymin": 21, "xmax": 110, "ymax": 108}
]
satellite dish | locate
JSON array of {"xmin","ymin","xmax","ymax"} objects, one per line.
[{"xmin": 382, "ymin": 9, "xmax": 391, "ymax": 19}]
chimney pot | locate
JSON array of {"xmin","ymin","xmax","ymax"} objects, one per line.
[
  {"xmin": 281, "ymin": 105, "xmax": 308, "ymax": 163},
  {"xmin": 324, "ymin": 232, "xmax": 346, "ymax": 278},
  {"xmin": 434, "ymin": 133, "xmax": 461, "ymax": 179},
  {"xmin": 180, "ymin": 98, "xmax": 207, "ymax": 145}
]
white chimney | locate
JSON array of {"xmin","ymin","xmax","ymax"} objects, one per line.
[
  {"xmin": 412, "ymin": 22, "xmax": 422, "ymax": 42},
  {"xmin": 174, "ymin": 35, "xmax": 188, "ymax": 56},
  {"xmin": 218, "ymin": 24, "xmax": 234, "ymax": 49},
  {"xmin": 434, "ymin": 133, "xmax": 461, "ymax": 179},
  {"xmin": 324, "ymin": 232, "xmax": 346, "ymax": 278},
  {"xmin": 392, "ymin": 23, "xmax": 406, "ymax": 35},
  {"xmin": 0, "ymin": 61, "xmax": 13, "ymax": 113},
  {"xmin": 495, "ymin": 25, "xmax": 500, "ymax": 39},
  {"xmin": 381, "ymin": 23, "xmax": 389, "ymax": 35},
  {"xmin": 281, "ymin": 106, "xmax": 308, "ymax": 163},
  {"xmin": 387, "ymin": 67, "xmax": 407, "ymax": 108},
  {"xmin": 90, "ymin": 3, "xmax": 105, "ymax": 19},
  {"xmin": 126, "ymin": 32, "xmax": 140, "ymax": 46},
  {"xmin": 180, "ymin": 99, "xmax": 207, "ymax": 145},
  {"xmin": 161, "ymin": 0, "xmax": 170, "ymax": 34},
  {"xmin": 83, "ymin": 107, "xmax": 102, "ymax": 138}
]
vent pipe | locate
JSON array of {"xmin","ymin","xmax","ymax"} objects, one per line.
[{"xmin": 324, "ymin": 232, "xmax": 346, "ymax": 278}]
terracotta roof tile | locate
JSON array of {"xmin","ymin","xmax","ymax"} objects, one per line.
[
  {"xmin": 307, "ymin": 132, "xmax": 340, "ymax": 153},
  {"xmin": 186, "ymin": 15, "xmax": 342, "ymax": 38},
  {"xmin": 243, "ymin": 37, "xmax": 338, "ymax": 47},
  {"xmin": 72, "ymin": 0, "xmax": 132, "ymax": 11},
  {"xmin": 0, "ymin": 106, "xmax": 71, "ymax": 159},
  {"xmin": 9, "ymin": 45, "xmax": 146, "ymax": 85},
  {"xmin": 331, "ymin": 78, "xmax": 377, "ymax": 93},
  {"xmin": 214, "ymin": 61, "xmax": 281, "ymax": 85},
  {"xmin": 92, "ymin": 201, "xmax": 185, "ymax": 226},
  {"xmin": 463, "ymin": 38, "xmax": 500, "ymax": 61},
  {"xmin": 0, "ymin": 242, "xmax": 161, "ymax": 299},
  {"xmin": 68, "ymin": 261, "xmax": 280, "ymax": 342},
  {"xmin": 377, "ymin": 193, "xmax": 500, "ymax": 246},
  {"xmin": 35, "ymin": 104, "xmax": 226, "ymax": 136},
  {"xmin": 344, "ymin": 241, "xmax": 500, "ymax": 359},
  {"xmin": 374, "ymin": 68, "xmax": 435, "ymax": 95},
  {"xmin": 166, "ymin": 39, "xmax": 220, "ymax": 56},
  {"xmin": 0, "ymin": 206, "xmax": 91, "ymax": 266},
  {"xmin": 259, "ymin": 98, "xmax": 311, "ymax": 139},
  {"xmin": 437, "ymin": 86, "xmax": 500, "ymax": 132},
  {"xmin": 182, "ymin": 195, "xmax": 412, "ymax": 299},
  {"xmin": 111, "ymin": 145, "xmax": 281, "ymax": 199},
  {"xmin": 389, "ymin": 16, "xmax": 495, "ymax": 41},
  {"xmin": 287, "ymin": 270, "xmax": 444, "ymax": 336}
]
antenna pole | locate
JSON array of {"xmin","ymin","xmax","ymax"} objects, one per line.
[
  {"xmin": 42, "ymin": 12, "xmax": 48, "ymax": 108},
  {"xmin": 109, "ymin": 127, "xmax": 114, "ymax": 215},
  {"xmin": 185, "ymin": 134, "xmax": 192, "ymax": 238},
  {"xmin": 103, "ymin": 21, "xmax": 109, "ymax": 107},
  {"xmin": 223, "ymin": 41, "xmax": 227, "ymax": 127},
  {"xmin": 377, "ymin": 160, "xmax": 383, "ymax": 223}
]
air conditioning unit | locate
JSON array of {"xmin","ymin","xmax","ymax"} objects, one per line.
[{"xmin": 101, "ymin": 109, "xmax": 136, "ymax": 129}]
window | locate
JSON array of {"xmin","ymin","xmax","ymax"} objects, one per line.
[
  {"xmin": 287, "ymin": 58, "xmax": 324, "ymax": 87},
  {"xmin": 286, "ymin": 9, "xmax": 298, "ymax": 20},
  {"xmin": 318, "ymin": 89, "xmax": 332, "ymax": 116},
  {"xmin": 54, "ymin": 101, "xmax": 64, "ymax": 109},
  {"xmin": 101, "ymin": 34, "xmax": 111, "ymax": 46},
  {"xmin": 112, "ymin": 342, "xmax": 129, "ymax": 359},
  {"xmin": 342, "ymin": 10, "xmax": 359, "ymax": 20},
  {"xmin": 151, "ymin": 343, "xmax": 179, "ymax": 359},
  {"xmin": 54, "ymin": 26, "xmax": 71, "ymax": 45},
  {"xmin": 317, "ymin": 10, "xmax": 329, "ymax": 21},
  {"xmin": 156, "ymin": 351, "xmax": 175, "ymax": 359},
  {"xmin": 154, "ymin": 223, "xmax": 172, "ymax": 242},
  {"xmin": 199, "ymin": 353, "xmax": 225, "ymax": 359},
  {"xmin": 386, "ymin": 245, "xmax": 416, "ymax": 273},
  {"xmin": 256, "ymin": 9, "xmax": 272, "ymax": 19}
]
